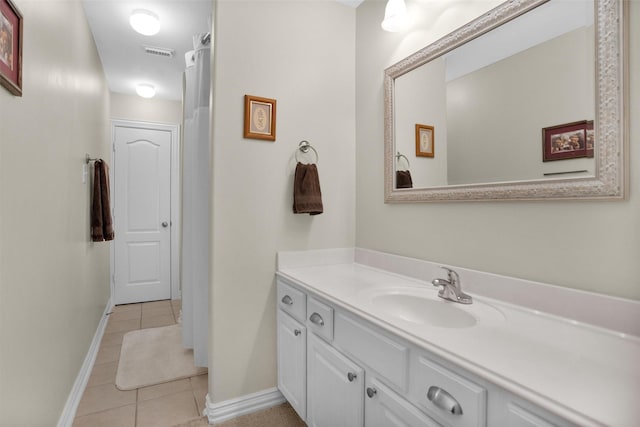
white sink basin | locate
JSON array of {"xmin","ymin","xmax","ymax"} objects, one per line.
[{"xmin": 358, "ymin": 287, "xmax": 504, "ymax": 328}]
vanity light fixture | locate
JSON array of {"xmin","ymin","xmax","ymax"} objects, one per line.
[
  {"xmin": 381, "ymin": 0, "xmax": 408, "ymax": 32},
  {"xmin": 136, "ymin": 84, "xmax": 156, "ymax": 98},
  {"xmin": 130, "ymin": 9, "xmax": 160, "ymax": 36}
]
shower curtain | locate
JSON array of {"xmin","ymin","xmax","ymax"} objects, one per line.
[{"xmin": 181, "ymin": 34, "xmax": 211, "ymax": 368}]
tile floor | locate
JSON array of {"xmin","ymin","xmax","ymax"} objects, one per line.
[{"xmin": 73, "ymin": 300, "xmax": 208, "ymax": 427}]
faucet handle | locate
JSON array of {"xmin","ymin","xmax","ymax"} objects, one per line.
[{"xmin": 439, "ymin": 266, "xmax": 459, "ymax": 286}]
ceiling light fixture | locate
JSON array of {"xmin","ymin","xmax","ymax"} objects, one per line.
[
  {"xmin": 136, "ymin": 84, "xmax": 156, "ymax": 98},
  {"xmin": 130, "ymin": 9, "xmax": 160, "ymax": 36},
  {"xmin": 381, "ymin": 0, "xmax": 407, "ymax": 32}
]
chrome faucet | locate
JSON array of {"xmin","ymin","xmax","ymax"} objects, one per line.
[{"xmin": 431, "ymin": 267, "xmax": 473, "ymax": 304}]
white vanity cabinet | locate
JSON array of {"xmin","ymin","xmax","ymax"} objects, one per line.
[
  {"xmin": 276, "ymin": 278, "xmax": 576, "ymax": 427},
  {"xmin": 277, "ymin": 278, "xmax": 440, "ymax": 427},
  {"xmin": 277, "ymin": 280, "xmax": 365, "ymax": 426}
]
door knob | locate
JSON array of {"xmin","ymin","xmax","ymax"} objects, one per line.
[
  {"xmin": 162, "ymin": 222, "xmax": 169, "ymax": 228},
  {"xmin": 347, "ymin": 372, "xmax": 357, "ymax": 382}
]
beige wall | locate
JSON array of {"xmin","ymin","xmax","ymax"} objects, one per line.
[
  {"xmin": 110, "ymin": 92, "xmax": 182, "ymax": 125},
  {"xmin": 355, "ymin": 0, "xmax": 639, "ymax": 301},
  {"xmin": 0, "ymin": 0, "xmax": 111, "ymax": 424},
  {"xmin": 210, "ymin": 1, "xmax": 356, "ymax": 402},
  {"xmin": 395, "ymin": 57, "xmax": 448, "ymax": 186},
  {"xmin": 447, "ymin": 26, "xmax": 595, "ymax": 184}
]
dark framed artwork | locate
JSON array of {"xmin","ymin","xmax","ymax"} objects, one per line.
[
  {"xmin": 542, "ymin": 120, "xmax": 590, "ymax": 162},
  {"xmin": 415, "ymin": 124, "xmax": 434, "ymax": 158},
  {"xmin": 0, "ymin": 0, "xmax": 22, "ymax": 96},
  {"xmin": 244, "ymin": 95, "xmax": 276, "ymax": 141},
  {"xmin": 585, "ymin": 120, "xmax": 594, "ymax": 158}
]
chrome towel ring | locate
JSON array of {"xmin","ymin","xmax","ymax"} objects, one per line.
[
  {"xmin": 295, "ymin": 140, "xmax": 319, "ymax": 164},
  {"xmin": 396, "ymin": 152, "xmax": 410, "ymax": 168}
]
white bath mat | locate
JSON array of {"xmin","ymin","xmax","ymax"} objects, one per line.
[{"xmin": 116, "ymin": 324, "xmax": 207, "ymax": 390}]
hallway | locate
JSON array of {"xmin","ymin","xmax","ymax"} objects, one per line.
[{"xmin": 73, "ymin": 300, "xmax": 208, "ymax": 427}]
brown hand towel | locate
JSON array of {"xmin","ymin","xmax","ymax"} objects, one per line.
[
  {"xmin": 293, "ymin": 162, "xmax": 323, "ymax": 215},
  {"xmin": 91, "ymin": 160, "xmax": 115, "ymax": 241},
  {"xmin": 396, "ymin": 170, "xmax": 413, "ymax": 189}
]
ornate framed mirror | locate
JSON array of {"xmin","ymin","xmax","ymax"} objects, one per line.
[{"xmin": 384, "ymin": 0, "xmax": 627, "ymax": 202}]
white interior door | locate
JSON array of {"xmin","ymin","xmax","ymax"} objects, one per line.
[{"xmin": 113, "ymin": 122, "xmax": 172, "ymax": 304}]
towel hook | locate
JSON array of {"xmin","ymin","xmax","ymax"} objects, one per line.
[
  {"xmin": 85, "ymin": 154, "xmax": 98, "ymax": 164},
  {"xmin": 396, "ymin": 152, "xmax": 410, "ymax": 168},
  {"xmin": 295, "ymin": 140, "xmax": 319, "ymax": 164}
]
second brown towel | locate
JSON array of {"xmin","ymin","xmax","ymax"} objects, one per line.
[
  {"xmin": 293, "ymin": 162, "xmax": 323, "ymax": 215},
  {"xmin": 396, "ymin": 170, "xmax": 413, "ymax": 189},
  {"xmin": 91, "ymin": 159, "xmax": 115, "ymax": 241}
]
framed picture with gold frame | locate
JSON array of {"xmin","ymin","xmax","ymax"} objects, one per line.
[
  {"xmin": 244, "ymin": 95, "xmax": 276, "ymax": 141},
  {"xmin": 415, "ymin": 124, "xmax": 434, "ymax": 157}
]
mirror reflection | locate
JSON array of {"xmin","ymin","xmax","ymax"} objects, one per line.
[{"xmin": 393, "ymin": 0, "xmax": 595, "ymax": 190}]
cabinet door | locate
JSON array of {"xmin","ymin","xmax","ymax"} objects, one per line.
[
  {"xmin": 277, "ymin": 310, "xmax": 307, "ymax": 420},
  {"xmin": 307, "ymin": 334, "xmax": 365, "ymax": 427},
  {"xmin": 365, "ymin": 378, "xmax": 440, "ymax": 427}
]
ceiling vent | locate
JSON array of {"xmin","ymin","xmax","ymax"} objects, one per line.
[{"xmin": 143, "ymin": 46, "xmax": 175, "ymax": 58}]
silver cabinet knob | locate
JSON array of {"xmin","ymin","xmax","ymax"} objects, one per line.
[
  {"xmin": 366, "ymin": 387, "xmax": 377, "ymax": 398},
  {"xmin": 347, "ymin": 372, "xmax": 357, "ymax": 382},
  {"xmin": 162, "ymin": 222, "xmax": 169, "ymax": 228},
  {"xmin": 309, "ymin": 312, "xmax": 325, "ymax": 326},
  {"xmin": 427, "ymin": 386, "xmax": 463, "ymax": 415},
  {"xmin": 294, "ymin": 329, "xmax": 301, "ymax": 336},
  {"xmin": 281, "ymin": 295, "xmax": 293, "ymax": 306}
]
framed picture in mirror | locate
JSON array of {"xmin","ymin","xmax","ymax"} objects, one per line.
[
  {"xmin": 585, "ymin": 120, "xmax": 594, "ymax": 158},
  {"xmin": 542, "ymin": 120, "xmax": 590, "ymax": 162},
  {"xmin": 415, "ymin": 124, "xmax": 434, "ymax": 158}
]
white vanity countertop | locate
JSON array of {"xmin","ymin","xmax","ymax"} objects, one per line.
[{"xmin": 277, "ymin": 259, "xmax": 640, "ymax": 427}]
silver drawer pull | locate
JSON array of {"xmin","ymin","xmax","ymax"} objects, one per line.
[
  {"xmin": 294, "ymin": 329, "xmax": 301, "ymax": 336},
  {"xmin": 347, "ymin": 372, "xmax": 357, "ymax": 382},
  {"xmin": 366, "ymin": 387, "xmax": 377, "ymax": 398},
  {"xmin": 281, "ymin": 295, "xmax": 293, "ymax": 306},
  {"xmin": 309, "ymin": 312, "xmax": 325, "ymax": 326},
  {"xmin": 427, "ymin": 386, "xmax": 463, "ymax": 415}
]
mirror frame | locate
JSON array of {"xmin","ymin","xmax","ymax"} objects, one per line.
[{"xmin": 384, "ymin": 0, "xmax": 628, "ymax": 202}]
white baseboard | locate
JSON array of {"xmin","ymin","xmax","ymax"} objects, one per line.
[
  {"xmin": 57, "ymin": 298, "xmax": 113, "ymax": 427},
  {"xmin": 204, "ymin": 388, "xmax": 286, "ymax": 424}
]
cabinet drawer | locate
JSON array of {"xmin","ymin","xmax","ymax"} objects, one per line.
[
  {"xmin": 409, "ymin": 354, "xmax": 486, "ymax": 427},
  {"xmin": 277, "ymin": 280, "xmax": 306, "ymax": 323},
  {"xmin": 307, "ymin": 297, "xmax": 334, "ymax": 342},
  {"xmin": 365, "ymin": 377, "xmax": 440, "ymax": 427},
  {"xmin": 507, "ymin": 404, "xmax": 556, "ymax": 427},
  {"xmin": 334, "ymin": 312, "xmax": 409, "ymax": 392}
]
